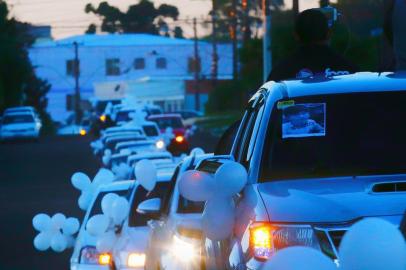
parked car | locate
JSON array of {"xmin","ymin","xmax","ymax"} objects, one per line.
[
  {"xmin": 0, "ymin": 112, "xmax": 41, "ymax": 141},
  {"xmin": 197, "ymin": 72, "xmax": 406, "ymax": 269},
  {"xmin": 111, "ymin": 171, "xmax": 174, "ymax": 270},
  {"xmin": 71, "ymin": 180, "xmax": 134, "ymax": 270},
  {"xmin": 143, "ymin": 154, "xmax": 214, "ymax": 270},
  {"xmin": 147, "ymin": 114, "xmax": 190, "ymax": 155}
]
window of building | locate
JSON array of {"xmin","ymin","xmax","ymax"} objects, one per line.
[
  {"xmin": 134, "ymin": 58, "xmax": 145, "ymax": 70},
  {"xmin": 66, "ymin": 59, "xmax": 79, "ymax": 77},
  {"xmin": 188, "ymin": 57, "xmax": 201, "ymax": 73},
  {"xmin": 156, "ymin": 57, "xmax": 167, "ymax": 69},
  {"xmin": 106, "ymin": 58, "xmax": 120, "ymax": 76}
]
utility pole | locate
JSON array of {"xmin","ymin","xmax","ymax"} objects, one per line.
[
  {"xmin": 262, "ymin": 0, "xmax": 272, "ymax": 82},
  {"xmin": 193, "ymin": 18, "xmax": 201, "ymax": 111},
  {"xmin": 231, "ymin": 0, "xmax": 238, "ymax": 80},
  {"xmin": 73, "ymin": 41, "xmax": 81, "ymax": 124},
  {"xmin": 211, "ymin": 0, "xmax": 218, "ymax": 86},
  {"xmin": 292, "ymin": 0, "xmax": 299, "ymax": 17}
]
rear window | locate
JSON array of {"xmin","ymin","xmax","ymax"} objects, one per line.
[
  {"xmin": 128, "ymin": 182, "xmax": 171, "ymax": 227},
  {"xmin": 142, "ymin": 125, "xmax": 159, "ymax": 137},
  {"xmin": 3, "ymin": 114, "xmax": 34, "ymax": 124},
  {"xmin": 150, "ymin": 117, "xmax": 183, "ymax": 129}
]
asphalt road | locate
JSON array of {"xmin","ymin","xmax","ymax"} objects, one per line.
[{"xmin": 0, "ymin": 136, "xmax": 100, "ymax": 270}]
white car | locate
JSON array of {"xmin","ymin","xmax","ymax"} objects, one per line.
[
  {"xmin": 71, "ymin": 180, "xmax": 135, "ymax": 270},
  {"xmin": 144, "ymin": 154, "xmax": 214, "ymax": 270},
  {"xmin": 4, "ymin": 106, "xmax": 42, "ymax": 128},
  {"xmin": 0, "ymin": 112, "xmax": 41, "ymax": 141},
  {"xmin": 112, "ymin": 171, "xmax": 175, "ymax": 270}
]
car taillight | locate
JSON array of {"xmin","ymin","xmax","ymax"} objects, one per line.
[
  {"xmin": 175, "ymin": 135, "xmax": 185, "ymax": 143},
  {"xmin": 80, "ymin": 246, "xmax": 111, "ymax": 265},
  {"xmin": 250, "ymin": 223, "xmax": 274, "ymax": 260}
]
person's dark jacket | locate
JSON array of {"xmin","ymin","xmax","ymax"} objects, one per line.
[{"xmin": 267, "ymin": 44, "xmax": 359, "ymax": 82}]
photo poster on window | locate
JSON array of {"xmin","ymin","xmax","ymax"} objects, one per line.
[{"xmin": 279, "ymin": 102, "xmax": 326, "ymax": 139}]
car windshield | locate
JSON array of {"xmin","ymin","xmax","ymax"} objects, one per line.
[
  {"xmin": 150, "ymin": 117, "xmax": 183, "ymax": 129},
  {"xmin": 2, "ymin": 114, "xmax": 34, "ymax": 124},
  {"xmin": 89, "ymin": 189, "xmax": 131, "ymax": 217},
  {"xmin": 128, "ymin": 181, "xmax": 171, "ymax": 227},
  {"xmin": 142, "ymin": 125, "xmax": 159, "ymax": 136},
  {"xmin": 260, "ymin": 91, "xmax": 406, "ymax": 181}
]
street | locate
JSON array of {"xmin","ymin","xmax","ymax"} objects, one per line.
[{"xmin": 0, "ymin": 136, "xmax": 100, "ymax": 270}]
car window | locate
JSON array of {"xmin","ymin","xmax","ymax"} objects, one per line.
[
  {"xmin": 2, "ymin": 114, "xmax": 34, "ymax": 124},
  {"xmin": 142, "ymin": 125, "xmax": 159, "ymax": 137},
  {"xmin": 150, "ymin": 117, "xmax": 183, "ymax": 129},
  {"xmin": 260, "ymin": 91, "xmax": 406, "ymax": 181},
  {"xmin": 128, "ymin": 181, "xmax": 171, "ymax": 227},
  {"xmin": 161, "ymin": 166, "xmax": 180, "ymax": 215}
]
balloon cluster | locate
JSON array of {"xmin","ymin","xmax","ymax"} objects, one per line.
[
  {"xmin": 71, "ymin": 168, "xmax": 115, "ymax": 211},
  {"xmin": 134, "ymin": 159, "xmax": 158, "ymax": 191},
  {"xmin": 33, "ymin": 213, "xmax": 79, "ymax": 252},
  {"xmin": 178, "ymin": 161, "xmax": 247, "ymax": 240},
  {"xmin": 86, "ymin": 193, "xmax": 130, "ymax": 253}
]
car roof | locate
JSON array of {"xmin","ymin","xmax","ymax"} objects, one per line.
[
  {"xmin": 148, "ymin": 113, "xmax": 182, "ymax": 119},
  {"xmin": 3, "ymin": 112, "xmax": 35, "ymax": 117},
  {"xmin": 265, "ymin": 72, "xmax": 406, "ymax": 99},
  {"xmin": 99, "ymin": 180, "xmax": 134, "ymax": 192}
]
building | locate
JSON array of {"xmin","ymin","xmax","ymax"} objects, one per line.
[{"xmin": 29, "ymin": 34, "xmax": 233, "ymax": 121}]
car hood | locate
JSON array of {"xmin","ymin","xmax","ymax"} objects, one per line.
[{"xmin": 257, "ymin": 174, "xmax": 406, "ymax": 223}]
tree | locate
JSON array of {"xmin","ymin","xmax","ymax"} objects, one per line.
[
  {"xmin": 85, "ymin": 0, "xmax": 183, "ymax": 37},
  {"xmin": 0, "ymin": 1, "xmax": 53, "ymax": 133}
]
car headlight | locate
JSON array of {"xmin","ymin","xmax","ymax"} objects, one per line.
[
  {"xmin": 80, "ymin": 246, "xmax": 112, "ymax": 265},
  {"xmin": 79, "ymin": 129, "xmax": 87, "ymax": 136},
  {"xmin": 100, "ymin": 114, "xmax": 107, "ymax": 122},
  {"xmin": 172, "ymin": 235, "xmax": 198, "ymax": 262},
  {"xmin": 155, "ymin": 140, "xmax": 165, "ymax": 149},
  {"xmin": 249, "ymin": 222, "xmax": 320, "ymax": 261},
  {"xmin": 127, "ymin": 253, "xmax": 146, "ymax": 268}
]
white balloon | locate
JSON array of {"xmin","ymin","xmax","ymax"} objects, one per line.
[
  {"xmin": 71, "ymin": 172, "xmax": 91, "ymax": 191},
  {"xmin": 134, "ymin": 159, "xmax": 157, "ymax": 191},
  {"xmin": 33, "ymin": 232, "xmax": 52, "ymax": 251},
  {"xmin": 264, "ymin": 247, "xmax": 337, "ymax": 270},
  {"xmin": 50, "ymin": 232, "xmax": 68, "ymax": 253},
  {"xmin": 96, "ymin": 231, "xmax": 117, "ymax": 253},
  {"xmin": 178, "ymin": 170, "xmax": 215, "ymax": 202},
  {"xmin": 86, "ymin": 214, "xmax": 110, "ymax": 237},
  {"xmin": 111, "ymin": 196, "xmax": 130, "ymax": 225},
  {"xmin": 101, "ymin": 193, "xmax": 119, "ymax": 217},
  {"xmin": 33, "ymin": 213, "xmax": 51, "ymax": 232},
  {"xmin": 202, "ymin": 197, "xmax": 235, "ymax": 240},
  {"xmin": 339, "ymin": 218, "xmax": 406, "ymax": 270},
  {"xmin": 190, "ymin": 147, "xmax": 205, "ymax": 156},
  {"xmin": 102, "ymin": 155, "xmax": 111, "ymax": 167},
  {"xmin": 78, "ymin": 192, "xmax": 92, "ymax": 211},
  {"xmin": 51, "ymin": 213, "xmax": 66, "ymax": 229},
  {"xmin": 62, "ymin": 217, "xmax": 80, "ymax": 235},
  {"xmin": 214, "ymin": 162, "xmax": 247, "ymax": 197},
  {"xmin": 114, "ymin": 163, "xmax": 131, "ymax": 180},
  {"xmin": 93, "ymin": 168, "xmax": 115, "ymax": 185}
]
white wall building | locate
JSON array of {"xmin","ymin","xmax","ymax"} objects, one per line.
[{"xmin": 29, "ymin": 34, "xmax": 233, "ymax": 121}]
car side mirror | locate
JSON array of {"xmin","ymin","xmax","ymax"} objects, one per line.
[{"xmin": 137, "ymin": 198, "xmax": 161, "ymax": 219}]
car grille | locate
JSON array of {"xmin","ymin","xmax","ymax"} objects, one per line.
[{"xmin": 328, "ymin": 230, "xmax": 347, "ymax": 251}]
